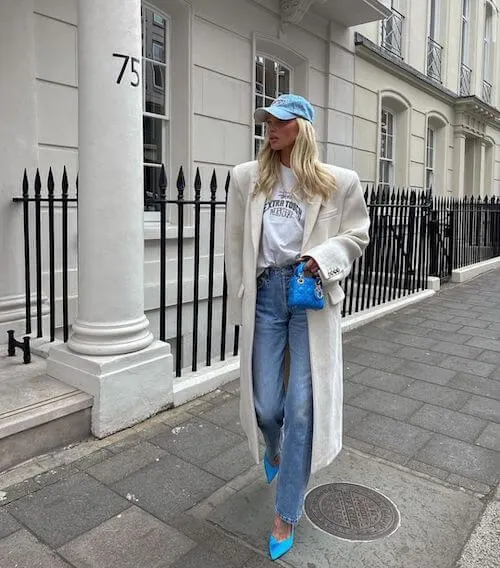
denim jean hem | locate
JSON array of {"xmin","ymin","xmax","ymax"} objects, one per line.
[{"xmin": 275, "ymin": 507, "xmax": 302, "ymax": 526}]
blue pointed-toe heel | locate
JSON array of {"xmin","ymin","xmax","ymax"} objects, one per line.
[
  {"xmin": 269, "ymin": 529, "xmax": 294, "ymax": 561},
  {"xmin": 264, "ymin": 454, "xmax": 279, "ymax": 484}
]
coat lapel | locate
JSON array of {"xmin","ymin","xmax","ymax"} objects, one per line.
[{"xmin": 301, "ymin": 196, "xmax": 322, "ymax": 250}]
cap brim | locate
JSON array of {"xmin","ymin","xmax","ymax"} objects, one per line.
[{"xmin": 254, "ymin": 107, "xmax": 297, "ymax": 123}]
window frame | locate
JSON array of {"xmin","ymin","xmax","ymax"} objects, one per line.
[
  {"xmin": 483, "ymin": 2, "xmax": 493, "ymax": 84},
  {"xmin": 377, "ymin": 91, "xmax": 411, "ymax": 188},
  {"xmin": 380, "ymin": 4, "xmax": 405, "ymax": 58},
  {"xmin": 141, "ymin": 3, "xmax": 171, "ymax": 211},
  {"xmin": 253, "ymin": 53, "xmax": 293, "ymax": 158},
  {"xmin": 425, "ymin": 126, "xmax": 436, "ymax": 191},
  {"xmin": 425, "ymin": 113, "xmax": 448, "ymax": 194},
  {"xmin": 428, "ymin": 0, "xmax": 440, "ymax": 41},
  {"xmin": 460, "ymin": 0, "xmax": 469, "ymax": 66},
  {"xmin": 379, "ymin": 108, "xmax": 395, "ymax": 190}
]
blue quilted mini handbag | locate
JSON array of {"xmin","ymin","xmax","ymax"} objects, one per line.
[{"xmin": 288, "ymin": 262, "xmax": 325, "ymax": 310}]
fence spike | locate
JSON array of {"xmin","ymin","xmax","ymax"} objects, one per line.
[
  {"xmin": 225, "ymin": 171, "xmax": 231, "ymax": 195},
  {"xmin": 159, "ymin": 164, "xmax": 167, "ymax": 198},
  {"xmin": 22, "ymin": 169, "xmax": 29, "ymax": 197},
  {"xmin": 47, "ymin": 168, "xmax": 54, "ymax": 195},
  {"xmin": 62, "ymin": 167, "xmax": 69, "ymax": 195},
  {"xmin": 210, "ymin": 169, "xmax": 217, "ymax": 199},
  {"xmin": 76, "ymin": 173, "xmax": 79, "ymax": 198},
  {"xmin": 194, "ymin": 167, "xmax": 201, "ymax": 198},
  {"xmin": 176, "ymin": 166, "xmax": 185, "ymax": 199},
  {"xmin": 381, "ymin": 186, "xmax": 389, "ymax": 204},
  {"xmin": 34, "ymin": 169, "xmax": 41, "ymax": 196}
]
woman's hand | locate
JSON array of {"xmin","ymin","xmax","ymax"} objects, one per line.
[{"xmin": 299, "ymin": 256, "xmax": 319, "ymax": 276}]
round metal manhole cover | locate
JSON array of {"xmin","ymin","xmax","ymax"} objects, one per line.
[{"xmin": 304, "ymin": 482, "xmax": 400, "ymax": 541}]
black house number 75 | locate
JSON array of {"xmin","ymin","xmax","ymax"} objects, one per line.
[{"xmin": 113, "ymin": 53, "xmax": 140, "ymax": 87}]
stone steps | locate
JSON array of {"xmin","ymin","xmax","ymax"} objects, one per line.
[{"xmin": 0, "ymin": 359, "xmax": 93, "ymax": 472}]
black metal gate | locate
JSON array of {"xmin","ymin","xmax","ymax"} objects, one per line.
[{"xmin": 428, "ymin": 196, "xmax": 453, "ymax": 282}]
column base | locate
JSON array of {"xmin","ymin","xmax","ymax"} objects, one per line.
[
  {"xmin": 67, "ymin": 315, "xmax": 154, "ymax": 356},
  {"xmin": 46, "ymin": 340, "xmax": 173, "ymax": 438}
]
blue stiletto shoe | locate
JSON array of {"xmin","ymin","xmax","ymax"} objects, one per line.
[
  {"xmin": 269, "ymin": 528, "xmax": 294, "ymax": 560},
  {"xmin": 264, "ymin": 454, "xmax": 279, "ymax": 484}
]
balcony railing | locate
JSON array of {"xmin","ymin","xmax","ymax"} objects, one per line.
[
  {"xmin": 381, "ymin": 9, "xmax": 404, "ymax": 58},
  {"xmin": 426, "ymin": 37, "xmax": 443, "ymax": 82},
  {"xmin": 482, "ymin": 80, "xmax": 492, "ymax": 104},
  {"xmin": 460, "ymin": 63, "xmax": 472, "ymax": 96}
]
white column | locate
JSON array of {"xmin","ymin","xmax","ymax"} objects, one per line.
[
  {"xmin": 0, "ymin": 0, "xmax": 37, "ymax": 340},
  {"xmin": 478, "ymin": 141, "xmax": 486, "ymax": 198},
  {"xmin": 68, "ymin": 0, "xmax": 151, "ymax": 355},
  {"xmin": 453, "ymin": 133, "xmax": 466, "ymax": 198},
  {"xmin": 48, "ymin": 0, "xmax": 173, "ymax": 437}
]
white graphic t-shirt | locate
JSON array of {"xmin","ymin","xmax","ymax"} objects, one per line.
[{"xmin": 257, "ymin": 165, "xmax": 306, "ymax": 270}]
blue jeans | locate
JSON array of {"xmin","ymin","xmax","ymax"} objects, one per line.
[{"xmin": 252, "ymin": 265, "xmax": 313, "ymax": 525}]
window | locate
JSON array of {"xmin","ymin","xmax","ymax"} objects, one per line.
[
  {"xmin": 425, "ymin": 126, "xmax": 435, "ymax": 190},
  {"xmin": 482, "ymin": 3, "xmax": 493, "ymax": 103},
  {"xmin": 426, "ymin": 114, "xmax": 447, "ymax": 193},
  {"xmin": 459, "ymin": 0, "xmax": 471, "ymax": 95},
  {"xmin": 142, "ymin": 4, "xmax": 169, "ymax": 209},
  {"xmin": 254, "ymin": 55, "xmax": 291, "ymax": 157},
  {"xmin": 378, "ymin": 92, "xmax": 411, "ymax": 188},
  {"xmin": 379, "ymin": 109, "xmax": 395, "ymax": 190},
  {"xmin": 460, "ymin": 0, "xmax": 469, "ymax": 65},
  {"xmin": 427, "ymin": 0, "xmax": 443, "ymax": 81},
  {"xmin": 428, "ymin": 0, "xmax": 439, "ymax": 40},
  {"xmin": 381, "ymin": 1, "xmax": 404, "ymax": 58}
]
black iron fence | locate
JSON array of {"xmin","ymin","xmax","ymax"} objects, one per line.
[
  {"xmin": 9, "ymin": 167, "xmax": 500, "ymax": 371},
  {"xmin": 7, "ymin": 168, "xmax": 77, "ymax": 363},
  {"xmin": 453, "ymin": 196, "xmax": 500, "ymax": 269},
  {"xmin": 145, "ymin": 165, "xmax": 238, "ymax": 377},
  {"xmin": 340, "ymin": 187, "xmax": 430, "ymax": 316}
]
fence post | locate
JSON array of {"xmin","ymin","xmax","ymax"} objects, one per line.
[
  {"xmin": 448, "ymin": 207, "xmax": 454, "ymax": 277},
  {"xmin": 22, "ymin": 170, "xmax": 32, "ymax": 335},
  {"xmin": 428, "ymin": 209, "xmax": 438, "ymax": 277}
]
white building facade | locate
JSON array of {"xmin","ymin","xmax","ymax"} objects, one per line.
[{"xmin": 0, "ymin": 0, "xmax": 499, "ymax": 437}]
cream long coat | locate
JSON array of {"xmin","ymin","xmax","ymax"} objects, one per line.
[{"xmin": 224, "ymin": 161, "xmax": 370, "ymax": 474}]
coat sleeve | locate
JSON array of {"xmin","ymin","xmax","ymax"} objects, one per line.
[
  {"xmin": 305, "ymin": 172, "xmax": 370, "ymax": 285},
  {"xmin": 224, "ymin": 168, "xmax": 245, "ymax": 325}
]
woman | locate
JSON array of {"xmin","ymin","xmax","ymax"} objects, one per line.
[{"xmin": 224, "ymin": 94, "xmax": 370, "ymax": 560}]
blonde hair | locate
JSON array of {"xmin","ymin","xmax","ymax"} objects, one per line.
[{"xmin": 253, "ymin": 118, "xmax": 336, "ymax": 201}]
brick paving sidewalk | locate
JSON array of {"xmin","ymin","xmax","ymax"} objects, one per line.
[
  {"xmin": 343, "ymin": 270, "xmax": 500, "ymax": 494},
  {"xmin": 0, "ymin": 269, "xmax": 499, "ymax": 567}
]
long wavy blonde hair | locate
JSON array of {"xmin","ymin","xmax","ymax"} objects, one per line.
[{"xmin": 253, "ymin": 117, "xmax": 336, "ymax": 201}]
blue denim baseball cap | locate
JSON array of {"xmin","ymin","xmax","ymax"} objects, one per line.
[{"xmin": 254, "ymin": 94, "xmax": 315, "ymax": 124}]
